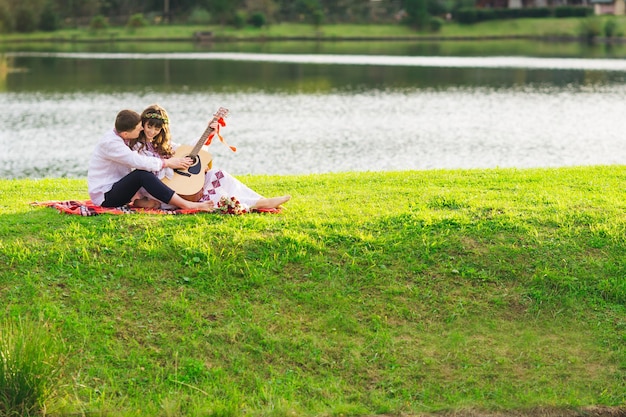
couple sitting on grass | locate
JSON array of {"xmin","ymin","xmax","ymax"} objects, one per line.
[{"xmin": 87, "ymin": 104, "xmax": 290, "ymax": 213}]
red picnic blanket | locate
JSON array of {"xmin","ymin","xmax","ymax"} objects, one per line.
[{"xmin": 31, "ymin": 200, "xmax": 279, "ymax": 217}]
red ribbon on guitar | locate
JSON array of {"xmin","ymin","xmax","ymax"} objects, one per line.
[{"xmin": 205, "ymin": 117, "xmax": 236, "ymax": 152}]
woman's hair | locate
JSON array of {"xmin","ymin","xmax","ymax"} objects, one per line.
[{"xmin": 130, "ymin": 104, "xmax": 174, "ymax": 157}]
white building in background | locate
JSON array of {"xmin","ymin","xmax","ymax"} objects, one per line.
[
  {"xmin": 476, "ymin": 0, "xmax": 625, "ymax": 14},
  {"xmin": 590, "ymin": 0, "xmax": 625, "ymax": 14}
]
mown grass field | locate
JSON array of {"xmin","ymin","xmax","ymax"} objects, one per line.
[
  {"xmin": 1, "ymin": 166, "xmax": 625, "ymax": 416},
  {"xmin": 1, "ymin": 17, "xmax": 626, "ymax": 43}
]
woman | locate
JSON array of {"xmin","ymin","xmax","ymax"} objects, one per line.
[{"xmin": 130, "ymin": 104, "xmax": 290, "ymax": 211}]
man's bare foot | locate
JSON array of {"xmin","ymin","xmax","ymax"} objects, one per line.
[
  {"xmin": 132, "ymin": 196, "xmax": 162, "ymax": 209},
  {"xmin": 168, "ymin": 194, "xmax": 215, "ymax": 212},
  {"xmin": 252, "ymin": 195, "xmax": 291, "ymax": 210}
]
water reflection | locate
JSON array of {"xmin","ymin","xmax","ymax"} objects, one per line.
[
  {"xmin": 0, "ymin": 56, "xmax": 6, "ymax": 91},
  {"xmin": 4, "ymin": 39, "xmax": 626, "ymax": 59},
  {"xmin": 3, "ymin": 53, "xmax": 626, "ymax": 93}
]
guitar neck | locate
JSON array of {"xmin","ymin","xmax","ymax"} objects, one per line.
[{"xmin": 188, "ymin": 116, "xmax": 219, "ymax": 157}]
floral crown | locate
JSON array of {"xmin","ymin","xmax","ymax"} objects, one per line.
[{"xmin": 144, "ymin": 112, "xmax": 169, "ymax": 124}]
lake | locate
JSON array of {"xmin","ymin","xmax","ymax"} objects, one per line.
[{"xmin": 1, "ymin": 40, "xmax": 625, "ymax": 178}]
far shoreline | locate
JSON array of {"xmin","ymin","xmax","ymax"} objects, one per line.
[
  {"xmin": 3, "ymin": 34, "xmax": 626, "ymax": 44},
  {"xmin": 3, "ymin": 18, "xmax": 626, "ymax": 45}
]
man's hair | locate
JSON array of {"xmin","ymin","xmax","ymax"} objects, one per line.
[{"xmin": 115, "ymin": 109, "xmax": 142, "ymax": 133}]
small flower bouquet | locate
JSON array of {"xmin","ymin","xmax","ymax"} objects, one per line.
[{"xmin": 216, "ymin": 196, "xmax": 248, "ymax": 215}]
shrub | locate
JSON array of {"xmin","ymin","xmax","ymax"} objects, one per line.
[
  {"xmin": 524, "ymin": 7, "xmax": 551, "ymax": 17},
  {"xmin": 492, "ymin": 8, "xmax": 513, "ymax": 18},
  {"xmin": 0, "ymin": 317, "xmax": 65, "ymax": 416},
  {"xmin": 312, "ymin": 9, "xmax": 324, "ymax": 28},
  {"xmin": 429, "ymin": 16, "xmax": 444, "ymax": 32},
  {"xmin": 455, "ymin": 7, "xmax": 477, "ymax": 24},
  {"xmin": 127, "ymin": 13, "xmax": 147, "ymax": 29},
  {"xmin": 89, "ymin": 14, "xmax": 108, "ymax": 31},
  {"xmin": 456, "ymin": 6, "xmax": 552, "ymax": 23},
  {"xmin": 554, "ymin": 6, "xmax": 593, "ymax": 17},
  {"xmin": 476, "ymin": 8, "xmax": 496, "ymax": 21},
  {"xmin": 249, "ymin": 11, "xmax": 266, "ymax": 28},
  {"xmin": 188, "ymin": 7, "xmax": 212, "ymax": 25},
  {"xmin": 232, "ymin": 11, "xmax": 246, "ymax": 28},
  {"xmin": 604, "ymin": 18, "xmax": 618, "ymax": 38}
]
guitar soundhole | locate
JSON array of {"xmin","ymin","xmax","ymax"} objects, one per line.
[{"xmin": 187, "ymin": 155, "xmax": 202, "ymax": 175}]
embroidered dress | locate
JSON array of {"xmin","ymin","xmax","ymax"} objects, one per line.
[
  {"xmin": 198, "ymin": 168, "xmax": 262, "ymax": 209},
  {"xmin": 134, "ymin": 142, "xmax": 263, "ymax": 210}
]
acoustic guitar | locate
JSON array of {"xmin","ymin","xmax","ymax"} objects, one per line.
[{"xmin": 162, "ymin": 107, "xmax": 229, "ymax": 201}]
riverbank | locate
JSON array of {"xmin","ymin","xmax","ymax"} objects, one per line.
[
  {"xmin": 1, "ymin": 17, "xmax": 626, "ymax": 44},
  {"xmin": 1, "ymin": 166, "xmax": 625, "ymax": 416}
]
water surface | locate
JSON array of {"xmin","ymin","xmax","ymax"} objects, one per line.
[{"xmin": 1, "ymin": 44, "xmax": 625, "ymax": 178}]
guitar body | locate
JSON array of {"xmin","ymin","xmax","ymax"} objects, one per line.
[
  {"xmin": 161, "ymin": 107, "xmax": 227, "ymax": 202},
  {"xmin": 162, "ymin": 145, "xmax": 213, "ymax": 201}
]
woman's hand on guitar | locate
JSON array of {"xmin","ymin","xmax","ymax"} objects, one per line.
[{"xmin": 164, "ymin": 157, "xmax": 194, "ymax": 170}]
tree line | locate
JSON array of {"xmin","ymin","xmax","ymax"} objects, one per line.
[{"xmin": 0, "ymin": 0, "xmax": 458, "ymax": 34}]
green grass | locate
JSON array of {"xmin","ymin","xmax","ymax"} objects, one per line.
[
  {"xmin": 0, "ymin": 317, "xmax": 65, "ymax": 416},
  {"xmin": 1, "ymin": 17, "xmax": 625, "ymax": 43},
  {"xmin": 1, "ymin": 167, "xmax": 626, "ymax": 416}
]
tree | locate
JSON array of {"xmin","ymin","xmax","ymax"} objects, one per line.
[
  {"xmin": 274, "ymin": 0, "xmax": 298, "ymax": 21},
  {"xmin": 295, "ymin": 0, "xmax": 324, "ymax": 25},
  {"xmin": 39, "ymin": 2, "xmax": 60, "ymax": 31},
  {"xmin": 14, "ymin": 6, "xmax": 37, "ymax": 32},
  {"xmin": 403, "ymin": 0, "xmax": 429, "ymax": 29},
  {"xmin": 319, "ymin": 0, "xmax": 350, "ymax": 22},
  {"xmin": 249, "ymin": 11, "xmax": 266, "ymax": 27},
  {"xmin": 99, "ymin": 0, "xmax": 142, "ymax": 17},
  {"xmin": 244, "ymin": 0, "xmax": 278, "ymax": 24},
  {"xmin": 0, "ymin": 1, "xmax": 14, "ymax": 33},
  {"xmin": 206, "ymin": 0, "xmax": 241, "ymax": 25},
  {"xmin": 52, "ymin": 0, "xmax": 99, "ymax": 28}
]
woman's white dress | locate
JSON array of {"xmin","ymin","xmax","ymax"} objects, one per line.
[{"xmin": 135, "ymin": 142, "xmax": 263, "ymax": 210}]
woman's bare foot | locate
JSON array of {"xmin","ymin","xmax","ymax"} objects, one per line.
[
  {"xmin": 252, "ymin": 195, "xmax": 291, "ymax": 210},
  {"xmin": 132, "ymin": 196, "xmax": 162, "ymax": 209}
]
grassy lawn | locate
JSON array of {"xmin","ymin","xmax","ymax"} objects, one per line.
[
  {"xmin": 1, "ymin": 166, "xmax": 625, "ymax": 416},
  {"xmin": 1, "ymin": 17, "xmax": 626, "ymax": 43}
]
